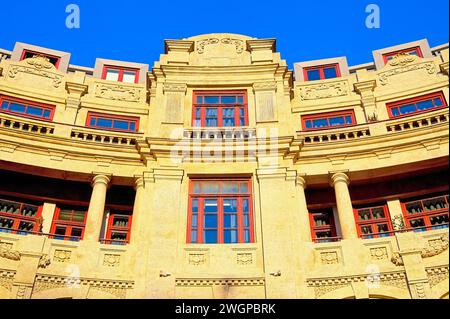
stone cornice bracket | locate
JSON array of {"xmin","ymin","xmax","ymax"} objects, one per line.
[
  {"xmin": 353, "ymin": 80, "xmax": 377, "ymax": 94},
  {"xmin": 256, "ymin": 167, "xmax": 290, "ymax": 181},
  {"xmin": 252, "ymin": 81, "xmax": 277, "ymax": 92},
  {"xmin": 246, "ymin": 39, "xmax": 276, "ymax": 53},
  {"xmin": 164, "ymin": 40, "xmax": 195, "ymax": 54},
  {"xmin": 163, "ymin": 82, "xmax": 187, "ymax": 94},
  {"xmin": 354, "ymin": 80, "xmax": 378, "ymax": 121},
  {"xmin": 329, "ymin": 170, "xmax": 350, "ymax": 187},
  {"xmin": 134, "ymin": 171, "xmax": 156, "ymax": 189},
  {"xmin": 91, "ymin": 173, "xmax": 112, "ymax": 188},
  {"xmin": 135, "ymin": 139, "xmax": 155, "ymax": 166},
  {"xmin": 153, "ymin": 168, "xmax": 184, "ymax": 182},
  {"xmin": 440, "ymin": 62, "xmax": 449, "ymax": 75},
  {"xmin": 65, "ymin": 81, "xmax": 88, "ymax": 109}
]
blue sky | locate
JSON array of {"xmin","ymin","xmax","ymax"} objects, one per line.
[{"xmin": 1, "ymin": 0, "xmax": 448, "ymax": 69}]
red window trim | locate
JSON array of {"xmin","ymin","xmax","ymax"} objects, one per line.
[
  {"xmin": 353, "ymin": 204, "xmax": 393, "ymax": 239},
  {"xmin": 401, "ymin": 194, "xmax": 449, "ymax": 231},
  {"xmin": 0, "ymin": 198, "xmax": 43, "ymax": 234},
  {"xmin": 20, "ymin": 49, "xmax": 61, "ymax": 69},
  {"xmin": 301, "ymin": 109, "xmax": 356, "ymax": 131},
  {"xmin": 50, "ymin": 207, "xmax": 87, "ymax": 241},
  {"xmin": 192, "ymin": 91, "xmax": 249, "ymax": 127},
  {"xmin": 308, "ymin": 209, "xmax": 338, "ymax": 242},
  {"xmin": 102, "ymin": 65, "xmax": 140, "ymax": 84},
  {"xmin": 187, "ymin": 178, "xmax": 254, "ymax": 244},
  {"xmin": 382, "ymin": 46, "xmax": 423, "ymax": 64},
  {"xmin": 386, "ymin": 92, "xmax": 448, "ymax": 119},
  {"xmin": 105, "ymin": 213, "xmax": 132, "ymax": 245},
  {"xmin": 86, "ymin": 111, "xmax": 140, "ymax": 133},
  {"xmin": 303, "ymin": 63, "xmax": 341, "ymax": 81},
  {"xmin": 0, "ymin": 95, "xmax": 56, "ymax": 122}
]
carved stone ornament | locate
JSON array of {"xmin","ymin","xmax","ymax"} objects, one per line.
[
  {"xmin": 297, "ymin": 81, "xmax": 349, "ymax": 100},
  {"xmin": 388, "ymin": 53, "xmax": 418, "ymax": 67},
  {"xmin": 378, "ymin": 61, "xmax": 436, "ymax": 85},
  {"xmin": 38, "ymin": 254, "xmax": 51, "ymax": 268},
  {"xmin": 25, "ymin": 55, "xmax": 55, "ymax": 70},
  {"xmin": 95, "ymin": 83, "xmax": 142, "ymax": 102},
  {"xmin": 188, "ymin": 253, "xmax": 206, "ymax": 266},
  {"xmin": 197, "ymin": 38, "xmax": 244, "ymax": 54},
  {"xmin": 391, "ymin": 234, "xmax": 449, "ymax": 266},
  {"xmin": 392, "ymin": 215, "xmax": 406, "ymax": 231},
  {"xmin": 0, "ymin": 245, "xmax": 21, "ymax": 261}
]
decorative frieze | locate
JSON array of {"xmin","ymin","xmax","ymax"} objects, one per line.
[
  {"xmin": 370, "ymin": 247, "xmax": 389, "ymax": 261},
  {"xmin": 94, "ymin": 83, "xmax": 143, "ymax": 102},
  {"xmin": 103, "ymin": 254, "xmax": 121, "ymax": 267},
  {"xmin": 196, "ymin": 38, "xmax": 244, "ymax": 54},
  {"xmin": 0, "ymin": 245, "xmax": 21, "ymax": 261},
  {"xmin": 378, "ymin": 61, "xmax": 437, "ymax": 85},
  {"xmin": 320, "ymin": 251, "xmax": 339, "ymax": 265},
  {"xmin": 176, "ymin": 278, "xmax": 265, "ymax": 287},
  {"xmin": 188, "ymin": 253, "xmax": 207, "ymax": 266},
  {"xmin": 0, "ymin": 270, "xmax": 15, "ymax": 292},
  {"xmin": 297, "ymin": 80, "xmax": 349, "ymax": 100},
  {"xmin": 236, "ymin": 253, "xmax": 253, "ymax": 266},
  {"xmin": 53, "ymin": 250, "xmax": 72, "ymax": 263},
  {"xmin": 7, "ymin": 56, "xmax": 64, "ymax": 88}
]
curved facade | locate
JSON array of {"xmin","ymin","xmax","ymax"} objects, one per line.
[{"xmin": 0, "ymin": 34, "xmax": 448, "ymax": 299}]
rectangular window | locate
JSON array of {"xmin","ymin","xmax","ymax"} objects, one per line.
[
  {"xmin": 187, "ymin": 178, "xmax": 254, "ymax": 244},
  {"xmin": 104, "ymin": 213, "xmax": 132, "ymax": 245},
  {"xmin": 102, "ymin": 66, "xmax": 139, "ymax": 84},
  {"xmin": 86, "ymin": 112, "xmax": 139, "ymax": 132},
  {"xmin": 309, "ymin": 209, "xmax": 338, "ymax": 243},
  {"xmin": 0, "ymin": 95, "xmax": 55, "ymax": 121},
  {"xmin": 50, "ymin": 207, "xmax": 87, "ymax": 241},
  {"xmin": 382, "ymin": 46, "xmax": 423, "ymax": 63},
  {"xmin": 354, "ymin": 204, "xmax": 393, "ymax": 239},
  {"xmin": 0, "ymin": 198, "xmax": 43, "ymax": 235},
  {"xmin": 302, "ymin": 110, "xmax": 356, "ymax": 131},
  {"xmin": 402, "ymin": 194, "xmax": 449, "ymax": 232},
  {"xmin": 386, "ymin": 92, "xmax": 447, "ymax": 118},
  {"xmin": 303, "ymin": 64, "xmax": 340, "ymax": 81},
  {"xmin": 20, "ymin": 50, "xmax": 61, "ymax": 68},
  {"xmin": 192, "ymin": 91, "xmax": 248, "ymax": 127}
]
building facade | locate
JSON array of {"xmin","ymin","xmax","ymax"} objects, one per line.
[{"xmin": 0, "ymin": 34, "xmax": 448, "ymax": 299}]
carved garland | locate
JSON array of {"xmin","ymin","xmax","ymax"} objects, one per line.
[
  {"xmin": 94, "ymin": 83, "xmax": 142, "ymax": 102},
  {"xmin": 7, "ymin": 56, "xmax": 63, "ymax": 88},
  {"xmin": 391, "ymin": 234, "xmax": 449, "ymax": 266},
  {"xmin": 297, "ymin": 81, "xmax": 349, "ymax": 101},
  {"xmin": 379, "ymin": 62, "xmax": 436, "ymax": 85},
  {"xmin": 196, "ymin": 38, "xmax": 244, "ymax": 54}
]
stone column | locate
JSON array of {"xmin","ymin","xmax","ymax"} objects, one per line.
[
  {"xmin": 330, "ymin": 172, "xmax": 358, "ymax": 239},
  {"xmin": 40, "ymin": 202, "xmax": 56, "ymax": 234},
  {"xmin": 296, "ymin": 175, "xmax": 312, "ymax": 242},
  {"xmin": 84, "ymin": 174, "xmax": 111, "ymax": 242},
  {"xmin": 130, "ymin": 175, "xmax": 146, "ymax": 244}
]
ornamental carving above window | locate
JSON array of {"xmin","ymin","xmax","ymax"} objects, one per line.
[{"xmin": 196, "ymin": 38, "xmax": 244, "ymax": 54}]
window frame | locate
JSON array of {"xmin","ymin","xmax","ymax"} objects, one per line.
[
  {"xmin": 101, "ymin": 65, "xmax": 140, "ymax": 84},
  {"xmin": 192, "ymin": 91, "xmax": 249, "ymax": 128},
  {"xmin": 20, "ymin": 49, "xmax": 61, "ymax": 69},
  {"xmin": 0, "ymin": 198, "xmax": 43, "ymax": 235},
  {"xmin": 50, "ymin": 207, "xmax": 88, "ymax": 241},
  {"xmin": 308, "ymin": 209, "xmax": 338, "ymax": 243},
  {"xmin": 105, "ymin": 213, "xmax": 133, "ymax": 245},
  {"xmin": 386, "ymin": 92, "xmax": 448, "ymax": 119},
  {"xmin": 353, "ymin": 204, "xmax": 393, "ymax": 239},
  {"xmin": 301, "ymin": 109, "xmax": 356, "ymax": 131},
  {"xmin": 303, "ymin": 63, "xmax": 341, "ymax": 81},
  {"xmin": 187, "ymin": 178, "xmax": 254, "ymax": 244},
  {"xmin": 86, "ymin": 112, "xmax": 140, "ymax": 133},
  {"xmin": 401, "ymin": 194, "xmax": 449, "ymax": 232},
  {"xmin": 0, "ymin": 95, "xmax": 56, "ymax": 121},
  {"xmin": 382, "ymin": 46, "xmax": 423, "ymax": 63}
]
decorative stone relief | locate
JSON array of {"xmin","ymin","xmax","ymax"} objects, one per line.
[
  {"xmin": 38, "ymin": 254, "xmax": 51, "ymax": 268},
  {"xmin": 196, "ymin": 38, "xmax": 244, "ymax": 54},
  {"xmin": 378, "ymin": 61, "xmax": 436, "ymax": 85},
  {"xmin": 0, "ymin": 245, "xmax": 21, "ymax": 261},
  {"xmin": 16, "ymin": 285, "xmax": 29, "ymax": 299},
  {"xmin": 422, "ymin": 234, "xmax": 449, "ymax": 258},
  {"xmin": 413, "ymin": 282, "xmax": 427, "ymax": 299},
  {"xmin": 370, "ymin": 247, "xmax": 389, "ymax": 261},
  {"xmin": 0, "ymin": 270, "xmax": 15, "ymax": 292},
  {"xmin": 256, "ymin": 92, "xmax": 275, "ymax": 122},
  {"xmin": 426, "ymin": 267, "xmax": 449, "ymax": 288},
  {"xmin": 297, "ymin": 81, "xmax": 349, "ymax": 100},
  {"xmin": 53, "ymin": 250, "xmax": 72, "ymax": 263},
  {"xmin": 188, "ymin": 253, "xmax": 206, "ymax": 266},
  {"xmin": 236, "ymin": 253, "xmax": 253, "ymax": 266},
  {"xmin": 7, "ymin": 56, "xmax": 63, "ymax": 88},
  {"xmin": 392, "ymin": 215, "xmax": 406, "ymax": 231},
  {"xmin": 165, "ymin": 93, "xmax": 183, "ymax": 123},
  {"xmin": 94, "ymin": 83, "xmax": 143, "ymax": 102},
  {"xmin": 103, "ymin": 254, "xmax": 121, "ymax": 267},
  {"xmin": 387, "ymin": 53, "xmax": 418, "ymax": 67},
  {"xmin": 320, "ymin": 252, "xmax": 339, "ymax": 265}
]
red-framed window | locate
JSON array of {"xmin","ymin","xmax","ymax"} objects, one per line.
[
  {"xmin": 187, "ymin": 178, "xmax": 254, "ymax": 244},
  {"xmin": 86, "ymin": 112, "xmax": 139, "ymax": 133},
  {"xmin": 382, "ymin": 46, "xmax": 423, "ymax": 63},
  {"xmin": 309, "ymin": 209, "xmax": 339, "ymax": 243},
  {"xmin": 102, "ymin": 65, "xmax": 140, "ymax": 84},
  {"xmin": 401, "ymin": 194, "xmax": 449, "ymax": 232},
  {"xmin": 50, "ymin": 207, "xmax": 87, "ymax": 241},
  {"xmin": 192, "ymin": 91, "xmax": 248, "ymax": 127},
  {"xmin": 0, "ymin": 95, "xmax": 55, "ymax": 121},
  {"xmin": 20, "ymin": 49, "xmax": 61, "ymax": 68},
  {"xmin": 303, "ymin": 64, "xmax": 341, "ymax": 81},
  {"xmin": 0, "ymin": 198, "xmax": 43, "ymax": 235},
  {"xmin": 354, "ymin": 204, "xmax": 393, "ymax": 239},
  {"xmin": 104, "ymin": 213, "xmax": 132, "ymax": 245},
  {"xmin": 302, "ymin": 110, "xmax": 356, "ymax": 131},
  {"xmin": 386, "ymin": 92, "xmax": 447, "ymax": 118}
]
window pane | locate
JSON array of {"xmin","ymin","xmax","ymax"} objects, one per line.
[
  {"xmin": 204, "ymin": 199, "xmax": 218, "ymax": 213},
  {"xmin": 204, "ymin": 96, "xmax": 219, "ymax": 104},
  {"xmin": 345, "ymin": 116, "xmax": 353, "ymax": 124},
  {"xmin": 434, "ymin": 98, "xmax": 443, "ymax": 107},
  {"xmin": 9, "ymin": 103, "xmax": 26, "ymax": 113},
  {"xmin": 223, "ymin": 199, "xmax": 237, "ymax": 213},
  {"xmin": 71, "ymin": 228, "xmax": 82, "ymax": 237},
  {"xmin": 58, "ymin": 210, "xmax": 72, "ymax": 221},
  {"xmin": 224, "ymin": 214, "xmax": 237, "ymax": 228},
  {"xmin": 196, "ymin": 96, "xmax": 203, "ymax": 104},
  {"xmin": 372, "ymin": 207, "xmax": 385, "ymax": 219},
  {"xmin": 416, "ymin": 100, "xmax": 434, "ymax": 111},
  {"xmin": 244, "ymin": 215, "xmax": 250, "ymax": 227},
  {"xmin": 358, "ymin": 209, "xmax": 371, "ymax": 221},
  {"xmin": 329, "ymin": 116, "xmax": 345, "ymax": 126},
  {"xmin": 72, "ymin": 211, "xmax": 85, "ymax": 222},
  {"xmin": 55, "ymin": 226, "xmax": 66, "ymax": 236},
  {"xmin": 1, "ymin": 101, "xmax": 8, "ymax": 109},
  {"xmin": 305, "ymin": 120, "xmax": 312, "ymax": 129},
  {"xmin": 191, "ymin": 230, "xmax": 197, "ymax": 243},
  {"xmin": 201, "ymin": 183, "xmax": 219, "ymax": 194},
  {"xmin": 43, "ymin": 109, "xmax": 51, "ymax": 118},
  {"xmin": 204, "ymin": 230, "xmax": 217, "ymax": 243},
  {"xmin": 391, "ymin": 108, "xmax": 400, "ymax": 116},
  {"xmin": 306, "ymin": 69, "xmax": 320, "ymax": 81},
  {"xmin": 97, "ymin": 118, "xmax": 113, "ymax": 128},
  {"xmin": 129, "ymin": 122, "xmax": 136, "ymax": 131},
  {"xmin": 243, "ymin": 199, "xmax": 249, "ymax": 213},
  {"xmin": 244, "ymin": 230, "xmax": 250, "ymax": 243},
  {"xmin": 399, "ymin": 104, "xmax": 416, "ymax": 115},
  {"xmin": 26, "ymin": 106, "xmax": 43, "ymax": 117},
  {"xmin": 223, "ymin": 118, "xmax": 235, "ymax": 127},
  {"xmin": 240, "ymin": 183, "xmax": 248, "ymax": 193},
  {"xmin": 105, "ymin": 69, "xmax": 120, "ymax": 81},
  {"xmin": 193, "ymin": 182, "xmax": 201, "ymax": 194},
  {"xmin": 221, "ymin": 96, "xmax": 236, "ymax": 104},
  {"xmin": 191, "ymin": 214, "xmax": 198, "ymax": 227},
  {"xmin": 122, "ymin": 71, "xmax": 136, "ymax": 83},
  {"xmin": 114, "ymin": 120, "xmax": 130, "ymax": 130},
  {"xmin": 237, "ymin": 96, "xmax": 244, "ymax": 104},
  {"xmin": 223, "ymin": 108, "xmax": 234, "ymax": 117},
  {"xmin": 312, "ymin": 118, "xmax": 328, "ymax": 128},
  {"xmin": 204, "ymin": 214, "xmax": 217, "ymax": 228},
  {"xmin": 323, "ymin": 67, "xmax": 337, "ymax": 79},
  {"xmin": 224, "ymin": 230, "xmax": 238, "ymax": 243},
  {"xmin": 191, "ymin": 199, "xmax": 198, "ymax": 213},
  {"xmin": 222, "ymin": 182, "xmax": 239, "ymax": 194}
]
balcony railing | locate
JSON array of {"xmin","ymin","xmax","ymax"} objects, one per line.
[
  {"xmin": 386, "ymin": 107, "xmax": 448, "ymax": 133},
  {"xmin": 0, "ymin": 113, "xmax": 55, "ymax": 136},
  {"xmin": 299, "ymin": 124, "xmax": 371, "ymax": 144},
  {"xmin": 70, "ymin": 127, "xmax": 140, "ymax": 146},
  {"xmin": 183, "ymin": 127, "xmax": 257, "ymax": 140}
]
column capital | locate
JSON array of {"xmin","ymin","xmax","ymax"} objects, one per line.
[
  {"xmin": 133, "ymin": 171, "xmax": 155, "ymax": 190},
  {"xmin": 329, "ymin": 171, "xmax": 350, "ymax": 187},
  {"xmin": 296, "ymin": 174, "xmax": 307, "ymax": 189},
  {"xmin": 91, "ymin": 174, "xmax": 111, "ymax": 187}
]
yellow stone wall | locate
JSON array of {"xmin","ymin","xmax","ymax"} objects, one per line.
[{"xmin": 0, "ymin": 33, "xmax": 448, "ymax": 299}]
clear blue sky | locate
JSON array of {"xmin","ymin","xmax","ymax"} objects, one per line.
[{"xmin": 1, "ymin": 0, "xmax": 448, "ymax": 69}]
